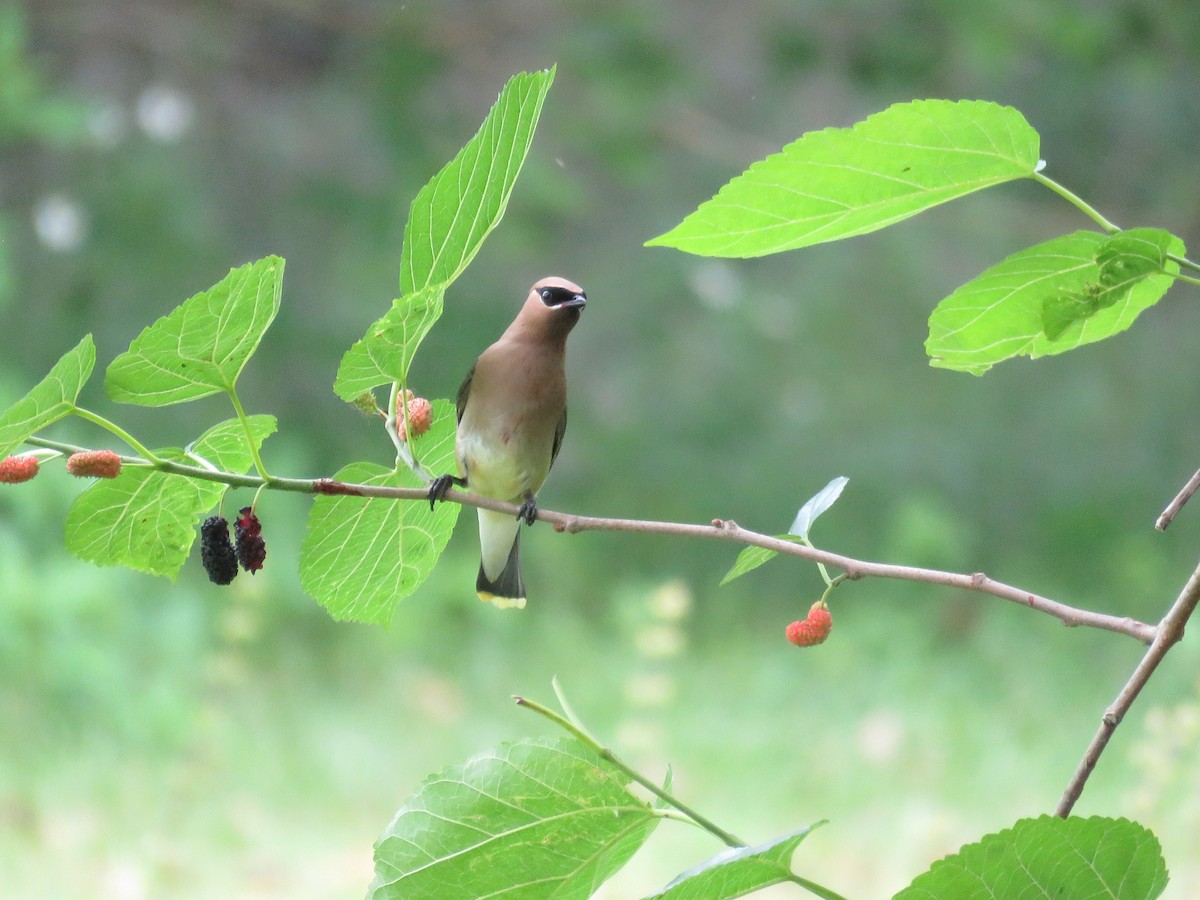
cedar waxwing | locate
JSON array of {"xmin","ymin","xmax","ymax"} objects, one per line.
[{"xmin": 428, "ymin": 276, "xmax": 587, "ymax": 608}]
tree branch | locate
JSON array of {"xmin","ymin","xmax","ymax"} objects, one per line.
[
  {"xmin": 1055, "ymin": 554, "xmax": 1200, "ymax": 817},
  {"xmin": 1155, "ymin": 466, "xmax": 1200, "ymax": 531},
  {"xmin": 24, "ymin": 435, "xmax": 1156, "ymax": 644}
]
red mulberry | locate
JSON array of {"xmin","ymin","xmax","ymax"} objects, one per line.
[
  {"xmin": 235, "ymin": 506, "xmax": 267, "ymax": 573},
  {"xmin": 66, "ymin": 449, "xmax": 122, "ymax": 479},
  {"xmin": 0, "ymin": 454, "xmax": 40, "ymax": 484},
  {"xmin": 396, "ymin": 394, "xmax": 433, "ymax": 441},
  {"xmin": 785, "ymin": 601, "xmax": 833, "ymax": 647},
  {"xmin": 201, "ymin": 516, "xmax": 239, "ymax": 585}
]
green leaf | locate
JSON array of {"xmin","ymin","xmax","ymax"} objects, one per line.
[
  {"xmin": 927, "ymin": 229, "xmax": 1184, "ymax": 374},
  {"xmin": 1040, "ymin": 228, "xmax": 1179, "ymax": 341},
  {"xmin": 648, "ymin": 100, "xmax": 1040, "ymax": 257},
  {"xmin": 105, "ymin": 256, "xmax": 284, "ymax": 405},
  {"xmin": 1095, "ymin": 227, "xmax": 1174, "ymax": 287},
  {"xmin": 64, "ymin": 415, "xmax": 276, "ymax": 577},
  {"xmin": 894, "ymin": 815, "xmax": 1168, "ymax": 900},
  {"xmin": 720, "ymin": 539, "xmax": 797, "ymax": 586},
  {"xmin": 648, "ymin": 824, "xmax": 838, "ymax": 900},
  {"xmin": 399, "ymin": 68, "xmax": 555, "ymax": 294},
  {"xmin": 0, "ymin": 334, "xmax": 94, "ymax": 457},
  {"xmin": 368, "ymin": 738, "xmax": 659, "ymax": 900},
  {"xmin": 333, "ymin": 287, "xmax": 445, "ymax": 401},
  {"xmin": 336, "ymin": 69, "xmax": 555, "ymax": 400},
  {"xmin": 299, "ymin": 400, "xmax": 459, "ymax": 622}
]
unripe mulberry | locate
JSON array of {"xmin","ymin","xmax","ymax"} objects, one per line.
[
  {"xmin": 396, "ymin": 395, "xmax": 433, "ymax": 441},
  {"xmin": 235, "ymin": 506, "xmax": 267, "ymax": 573},
  {"xmin": 785, "ymin": 601, "xmax": 833, "ymax": 647},
  {"xmin": 66, "ymin": 449, "xmax": 122, "ymax": 479},
  {"xmin": 200, "ymin": 516, "xmax": 239, "ymax": 585},
  {"xmin": 0, "ymin": 454, "xmax": 40, "ymax": 484}
]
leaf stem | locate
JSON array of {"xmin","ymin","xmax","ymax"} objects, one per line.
[
  {"xmin": 1031, "ymin": 171, "xmax": 1120, "ymax": 233},
  {"xmin": 226, "ymin": 389, "xmax": 271, "ymax": 481},
  {"xmin": 514, "ymin": 694, "xmax": 747, "ymax": 849},
  {"xmin": 71, "ymin": 407, "xmax": 164, "ymax": 465}
]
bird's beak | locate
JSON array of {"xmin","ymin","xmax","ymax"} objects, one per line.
[{"xmin": 561, "ymin": 293, "xmax": 587, "ymax": 310}]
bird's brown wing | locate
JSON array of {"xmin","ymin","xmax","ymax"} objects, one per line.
[
  {"xmin": 550, "ymin": 406, "xmax": 567, "ymax": 470},
  {"xmin": 455, "ymin": 364, "xmax": 475, "ymax": 423}
]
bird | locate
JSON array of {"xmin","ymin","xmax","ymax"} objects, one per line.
[{"xmin": 428, "ymin": 276, "xmax": 587, "ymax": 608}]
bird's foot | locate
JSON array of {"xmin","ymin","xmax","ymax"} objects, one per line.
[
  {"xmin": 516, "ymin": 493, "xmax": 538, "ymax": 526},
  {"xmin": 428, "ymin": 474, "xmax": 466, "ymax": 510}
]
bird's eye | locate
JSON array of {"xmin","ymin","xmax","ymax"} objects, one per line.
[{"xmin": 540, "ymin": 288, "xmax": 554, "ymax": 303}]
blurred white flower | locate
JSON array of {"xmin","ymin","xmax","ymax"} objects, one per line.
[
  {"xmin": 649, "ymin": 579, "xmax": 693, "ymax": 622},
  {"xmin": 857, "ymin": 709, "xmax": 905, "ymax": 766},
  {"xmin": 635, "ymin": 623, "xmax": 685, "ymax": 659},
  {"xmin": 33, "ymin": 194, "xmax": 87, "ymax": 252},
  {"xmin": 136, "ymin": 84, "xmax": 194, "ymax": 142},
  {"xmin": 624, "ymin": 672, "xmax": 677, "ymax": 707}
]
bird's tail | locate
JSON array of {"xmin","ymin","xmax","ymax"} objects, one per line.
[{"xmin": 476, "ymin": 508, "xmax": 526, "ymax": 609}]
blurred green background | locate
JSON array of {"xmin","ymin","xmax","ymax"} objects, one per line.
[{"xmin": 2, "ymin": 1, "xmax": 1199, "ymax": 897}]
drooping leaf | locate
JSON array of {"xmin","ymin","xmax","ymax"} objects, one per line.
[
  {"xmin": 790, "ymin": 476, "xmax": 849, "ymax": 539},
  {"xmin": 399, "ymin": 68, "xmax": 555, "ymax": 294},
  {"xmin": 926, "ymin": 229, "xmax": 1183, "ymax": 374},
  {"xmin": 299, "ymin": 400, "xmax": 459, "ymax": 622},
  {"xmin": 333, "ymin": 287, "xmax": 444, "ymax": 401},
  {"xmin": 721, "ymin": 477, "xmax": 848, "ymax": 585},
  {"xmin": 106, "ymin": 256, "xmax": 284, "ymax": 405},
  {"xmin": 648, "ymin": 824, "xmax": 839, "ymax": 900},
  {"xmin": 0, "ymin": 334, "xmax": 94, "ymax": 457},
  {"xmin": 894, "ymin": 815, "xmax": 1168, "ymax": 900},
  {"xmin": 368, "ymin": 738, "xmax": 658, "ymax": 900},
  {"xmin": 648, "ymin": 100, "xmax": 1040, "ymax": 257},
  {"xmin": 64, "ymin": 415, "xmax": 276, "ymax": 577}
]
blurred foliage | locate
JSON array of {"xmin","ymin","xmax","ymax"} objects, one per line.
[{"xmin": 2, "ymin": 0, "xmax": 1200, "ymax": 896}]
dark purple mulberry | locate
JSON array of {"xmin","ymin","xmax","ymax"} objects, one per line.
[
  {"xmin": 235, "ymin": 506, "xmax": 266, "ymax": 574},
  {"xmin": 200, "ymin": 516, "xmax": 238, "ymax": 585}
]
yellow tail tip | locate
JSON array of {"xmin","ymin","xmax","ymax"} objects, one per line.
[{"xmin": 477, "ymin": 591, "xmax": 527, "ymax": 610}]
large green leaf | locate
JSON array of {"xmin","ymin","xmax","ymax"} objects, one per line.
[
  {"xmin": 927, "ymin": 229, "xmax": 1183, "ymax": 374},
  {"xmin": 399, "ymin": 68, "xmax": 555, "ymax": 294},
  {"xmin": 894, "ymin": 815, "xmax": 1168, "ymax": 899},
  {"xmin": 0, "ymin": 334, "xmax": 94, "ymax": 457},
  {"xmin": 64, "ymin": 415, "xmax": 276, "ymax": 577},
  {"xmin": 337, "ymin": 69, "xmax": 555, "ymax": 398},
  {"xmin": 648, "ymin": 824, "xmax": 839, "ymax": 900},
  {"xmin": 648, "ymin": 100, "xmax": 1040, "ymax": 257},
  {"xmin": 369, "ymin": 738, "xmax": 659, "ymax": 900},
  {"xmin": 333, "ymin": 287, "xmax": 444, "ymax": 401},
  {"xmin": 105, "ymin": 256, "xmax": 283, "ymax": 405},
  {"xmin": 299, "ymin": 400, "xmax": 459, "ymax": 622}
]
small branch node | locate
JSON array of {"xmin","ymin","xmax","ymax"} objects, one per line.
[{"xmin": 969, "ymin": 572, "xmax": 987, "ymax": 588}]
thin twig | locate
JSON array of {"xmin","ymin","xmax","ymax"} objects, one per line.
[
  {"xmin": 1055, "ymin": 556, "xmax": 1200, "ymax": 817},
  {"xmin": 22, "ymin": 435, "xmax": 1157, "ymax": 644},
  {"xmin": 1155, "ymin": 467, "xmax": 1200, "ymax": 531},
  {"xmin": 514, "ymin": 694, "xmax": 747, "ymax": 848}
]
